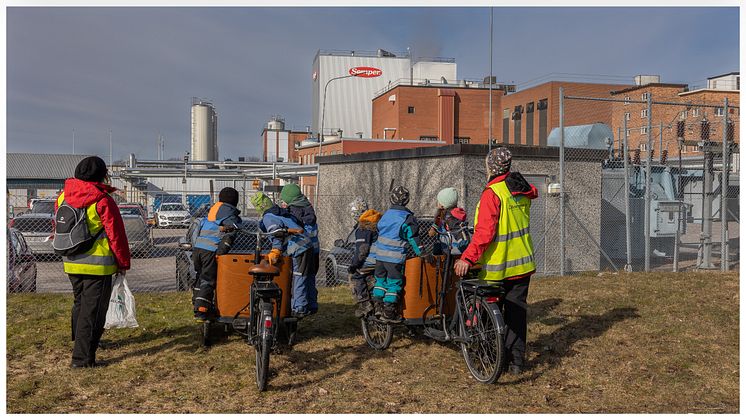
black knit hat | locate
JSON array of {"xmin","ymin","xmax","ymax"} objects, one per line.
[
  {"xmin": 219, "ymin": 187, "xmax": 239, "ymax": 206},
  {"xmin": 74, "ymin": 156, "xmax": 108, "ymax": 182}
]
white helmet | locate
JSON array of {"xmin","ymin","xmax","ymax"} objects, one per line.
[{"xmin": 348, "ymin": 196, "xmax": 368, "ymax": 220}]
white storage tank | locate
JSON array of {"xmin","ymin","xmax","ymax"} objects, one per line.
[{"xmin": 191, "ymin": 97, "xmax": 218, "ymax": 162}]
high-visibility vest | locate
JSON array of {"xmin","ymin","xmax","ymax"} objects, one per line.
[
  {"xmin": 473, "ymin": 181, "xmax": 535, "ymax": 281},
  {"xmin": 370, "ymin": 209, "xmax": 409, "ymax": 264},
  {"xmin": 194, "ymin": 202, "xmax": 231, "ymax": 252},
  {"xmin": 57, "ymin": 193, "xmax": 118, "ymax": 276}
]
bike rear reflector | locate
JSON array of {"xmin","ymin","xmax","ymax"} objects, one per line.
[
  {"xmin": 264, "ymin": 318, "xmax": 272, "ymax": 328},
  {"xmin": 485, "ymin": 296, "xmax": 500, "ymax": 303}
]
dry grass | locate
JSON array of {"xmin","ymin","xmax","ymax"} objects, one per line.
[{"xmin": 6, "ymin": 271, "xmax": 739, "ymax": 413}]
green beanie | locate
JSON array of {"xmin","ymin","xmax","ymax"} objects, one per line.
[
  {"xmin": 250, "ymin": 192, "xmax": 274, "ymax": 215},
  {"xmin": 437, "ymin": 187, "xmax": 459, "ymax": 209},
  {"xmin": 280, "ymin": 183, "xmax": 302, "ymax": 204}
]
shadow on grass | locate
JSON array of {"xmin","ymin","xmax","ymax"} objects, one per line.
[
  {"xmin": 102, "ymin": 325, "xmax": 204, "ymax": 364},
  {"xmin": 513, "ymin": 306, "xmax": 640, "ymax": 383}
]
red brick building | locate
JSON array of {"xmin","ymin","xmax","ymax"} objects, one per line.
[
  {"xmin": 610, "ymin": 83, "xmax": 739, "ymax": 158},
  {"xmin": 371, "ymin": 81, "xmax": 631, "ymax": 146}
]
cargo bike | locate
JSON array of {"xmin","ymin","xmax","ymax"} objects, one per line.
[
  {"xmin": 360, "ymin": 230, "xmax": 509, "ymax": 384},
  {"xmin": 183, "ymin": 226, "xmax": 303, "ymax": 391}
]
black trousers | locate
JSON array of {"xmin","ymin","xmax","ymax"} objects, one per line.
[
  {"xmin": 192, "ymin": 248, "xmax": 218, "ymax": 313},
  {"xmin": 499, "ymin": 276, "xmax": 531, "ymax": 367},
  {"xmin": 69, "ymin": 274, "xmax": 113, "ymax": 366}
]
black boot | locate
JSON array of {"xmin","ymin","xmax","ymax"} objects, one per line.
[
  {"xmin": 355, "ymin": 300, "xmax": 374, "ymax": 318},
  {"xmin": 372, "ymin": 298, "xmax": 384, "ymax": 317},
  {"xmin": 382, "ymin": 303, "xmax": 402, "ymax": 324}
]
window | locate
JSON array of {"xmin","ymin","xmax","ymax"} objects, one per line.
[
  {"xmin": 692, "ymin": 108, "xmax": 700, "ymax": 117},
  {"xmin": 737, "ymin": 76, "xmax": 740, "ymax": 90},
  {"xmin": 626, "ymin": 129, "xmax": 632, "ymax": 137},
  {"xmin": 715, "ymin": 107, "xmax": 725, "ymax": 116},
  {"xmin": 640, "ymin": 143, "xmax": 647, "ymax": 152},
  {"xmin": 455, "ymin": 137, "xmax": 470, "ymax": 144},
  {"xmin": 503, "ymin": 108, "xmax": 510, "ymax": 118},
  {"xmin": 640, "ymin": 126, "xmax": 648, "ymax": 134},
  {"xmin": 680, "ymin": 110, "xmax": 688, "ymax": 120},
  {"xmin": 526, "ymin": 102, "xmax": 535, "ymax": 113},
  {"xmin": 408, "ymin": 106, "xmax": 415, "ymax": 114},
  {"xmin": 624, "ymin": 96, "xmax": 630, "ymax": 105},
  {"xmin": 641, "ymin": 92, "xmax": 650, "ymax": 100},
  {"xmin": 537, "ymin": 99, "xmax": 548, "ymax": 146},
  {"xmin": 624, "ymin": 112, "xmax": 631, "ymax": 121},
  {"xmin": 419, "ymin": 136, "xmax": 438, "ymax": 141},
  {"xmin": 641, "ymin": 109, "xmax": 648, "ymax": 118}
]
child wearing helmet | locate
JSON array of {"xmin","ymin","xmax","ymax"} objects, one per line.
[
  {"xmin": 429, "ymin": 187, "xmax": 471, "ymax": 256},
  {"xmin": 346, "ymin": 197, "xmax": 383, "ymax": 318},
  {"xmin": 369, "ymin": 185, "xmax": 423, "ymax": 323}
]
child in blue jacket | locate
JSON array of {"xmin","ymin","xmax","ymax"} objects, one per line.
[{"xmin": 251, "ymin": 192, "xmax": 317, "ymax": 317}]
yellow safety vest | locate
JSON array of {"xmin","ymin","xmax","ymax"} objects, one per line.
[
  {"xmin": 473, "ymin": 181, "xmax": 536, "ymax": 281},
  {"xmin": 57, "ymin": 193, "xmax": 118, "ymax": 276}
]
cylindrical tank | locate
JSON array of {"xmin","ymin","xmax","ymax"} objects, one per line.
[
  {"xmin": 267, "ymin": 116, "xmax": 285, "ymax": 131},
  {"xmin": 191, "ymin": 97, "xmax": 218, "ymax": 162}
]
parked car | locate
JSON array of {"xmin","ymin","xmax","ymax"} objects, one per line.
[
  {"xmin": 322, "ymin": 217, "xmax": 436, "ymax": 286},
  {"xmin": 30, "ymin": 199, "xmax": 57, "ymax": 215},
  {"xmin": 7, "ymin": 227, "xmax": 38, "ymax": 293},
  {"xmin": 122, "ymin": 214, "xmax": 154, "ymax": 258},
  {"xmin": 175, "ymin": 217, "xmax": 267, "ymax": 291},
  {"xmin": 9, "ymin": 214, "xmax": 56, "ymax": 260},
  {"xmin": 119, "ymin": 203, "xmax": 148, "ymax": 220},
  {"xmin": 154, "ymin": 203, "xmax": 191, "ymax": 228}
]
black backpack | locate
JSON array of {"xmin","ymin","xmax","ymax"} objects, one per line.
[{"xmin": 52, "ymin": 200, "xmax": 103, "ymax": 256}]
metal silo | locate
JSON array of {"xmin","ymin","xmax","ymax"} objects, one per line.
[{"xmin": 191, "ymin": 97, "xmax": 218, "ymax": 162}]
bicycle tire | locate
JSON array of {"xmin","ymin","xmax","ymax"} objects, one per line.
[
  {"xmin": 361, "ymin": 316, "xmax": 393, "ymax": 350},
  {"xmin": 459, "ymin": 295, "xmax": 506, "ymax": 384},
  {"xmin": 255, "ymin": 301, "xmax": 273, "ymax": 391}
]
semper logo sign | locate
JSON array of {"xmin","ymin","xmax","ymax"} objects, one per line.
[{"xmin": 349, "ymin": 67, "xmax": 383, "ymax": 78}]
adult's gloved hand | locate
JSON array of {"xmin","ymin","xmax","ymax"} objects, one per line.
[{"xmin": 267, "ymin": 249, "xmax": 282, "ymax": 265}]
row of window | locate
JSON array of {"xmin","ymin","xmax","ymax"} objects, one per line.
[
  {"xmin": 637, "ymin": 144, "xmax": 703, "ymax": 153},
  {"xmin": 624, "ymin": 106, "xmax": 730, "ymax": 122},
  {"xmin": 298, "ymin": 150, "xmax": 343, "ymax": 164},
  {"xmin": 623, "ymin": 92, "xmax": 650, "ymax": 104}
]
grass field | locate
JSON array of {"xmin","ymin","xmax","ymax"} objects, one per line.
[{"xmin": 6, "ymin": 272, "xmax": 739, "ymax": 413}]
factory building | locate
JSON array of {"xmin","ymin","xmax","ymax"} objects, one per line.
[
  {"xmin": 311, "ymin": 49, "xmax": 457, "ymax": 140},
  {"xmin": 261, "ymin": 116, "xmax": 312, "ymax": 163}
]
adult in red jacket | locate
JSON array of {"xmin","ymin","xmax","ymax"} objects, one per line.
[
  {"xmin": 454, "ymin": 147, "xmax": 538, "ymax": 375},
  {"xmin": 56, "ymin": 156, "xmax": 131, "ymax": 368}
]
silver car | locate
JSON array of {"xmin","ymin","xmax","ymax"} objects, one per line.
[
  {"xmin": 10, "ymin": 214, "xmax": 56, "ymax": 260},
  {"xmin": 122, "ymin": 214, "xmax": 154, "ymax": 258}
]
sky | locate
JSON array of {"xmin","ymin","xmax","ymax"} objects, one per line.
[{"xmin": 6, "ymin": 7, "xmax": 740, "ymax": 161}]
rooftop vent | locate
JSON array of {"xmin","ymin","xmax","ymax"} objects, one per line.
[{"xmin": 634, "ymin": 75, "xmax": 661, "ymax": 86}]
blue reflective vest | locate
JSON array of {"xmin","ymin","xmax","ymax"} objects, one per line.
[
  {"xmin": 305, "ymin": 223, "xmax": 320, "ymax": 254},
  {"xmin": 194, "ymin": 202, "xmax": 241, "ymax": 252},
  {"xmin": 370, "ymin": 208, "xmax": 409, "ymax": 264},
  {"xmin": 261, "ymin": 211, "xmax": 312, "ymax": 257}
]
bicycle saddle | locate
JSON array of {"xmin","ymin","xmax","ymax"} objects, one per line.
[{"xmin": 249, "ymin": 260, "xmax": 280, "ymax": 277}]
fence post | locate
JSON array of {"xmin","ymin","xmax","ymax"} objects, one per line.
[
  {"xmin": 623, "ymin": 118, "xmax": 632, "ymax": 272},
  {"xmin": 559, "ymin": 87, "xmax": 566, "ymax": 276},
  {"xmin": 721, "ymin": 97, "xmax": 729, "ymax": 272},
  {"xmin": 644, "ymin": 95, "xmax": 652, "ymax": 272}
]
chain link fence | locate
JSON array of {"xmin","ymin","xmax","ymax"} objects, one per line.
[
  {"xmin": 7, "ymin": 94, "xmax": 738, "ymax": 295},
  {"xmin": 560, "ymin": 90, "xmax": 739, "ymax": 274}
]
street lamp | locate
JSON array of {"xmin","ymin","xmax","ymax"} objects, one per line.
[
  {"xmin": 318, "ymin": 74, "xmax": 356, "ymax": 159},
  {"xmin": 315, "ymin": 73, "xmax": 357, "ymax": 206}
]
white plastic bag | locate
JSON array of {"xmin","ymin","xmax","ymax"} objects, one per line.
[{"xmin": 104, "ymin": 273, "xmax": 139, "ymax": 329}]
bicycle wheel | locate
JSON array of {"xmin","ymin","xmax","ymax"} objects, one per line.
[
  {"xmin": 255, "ymin": 301, "xmax": 273, "ymax": 391},
  {"xmin": 361, "ymin": 315, "xmax": 393, "ymax": 350},
  {"xmin": 459, "ymin": 295, "xmax": 506, "ymax": 384}
]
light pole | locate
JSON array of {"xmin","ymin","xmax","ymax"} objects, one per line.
[
  {"xmin": 488, "ymin": 7, "xmax": 494, "ymax": 150},
  {"xmin": 315, "ymin": 73, "xmax": 356, "ymax": 205},
  {"xmin": 318, "ymin": 74, "xmax": 356, "ymax": 159}
]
